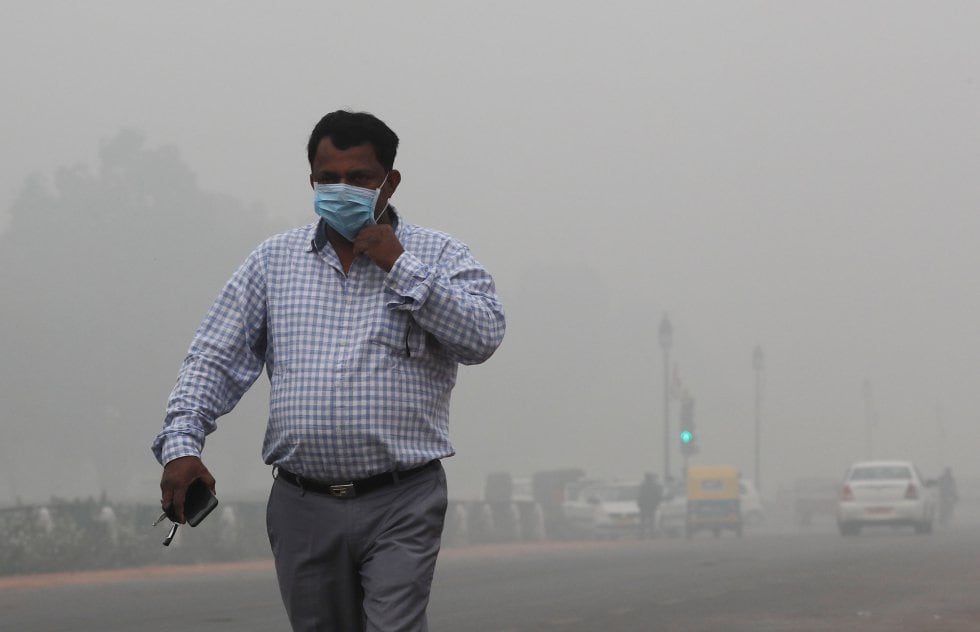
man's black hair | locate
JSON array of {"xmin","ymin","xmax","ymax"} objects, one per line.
[{"xmin": 306, "ymin": 110, "xmax": 399, "ymax": 170}]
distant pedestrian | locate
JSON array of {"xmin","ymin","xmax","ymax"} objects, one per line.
[
  {"xmin": 938, "ymin": 467, "xmax": 959, "ymax": 527},
  {"xmin": 637, "ymin": 473, "xmax": 663, "ymax": 539}
]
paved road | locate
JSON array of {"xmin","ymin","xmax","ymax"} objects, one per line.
[{"xmin": 4, "ymin": 524, "xmax": 980, "ymax": 631}]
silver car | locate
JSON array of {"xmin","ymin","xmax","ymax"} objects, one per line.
[{"xmin": 836, "ymin": 460, "xmax": 937, "ymax": 536}]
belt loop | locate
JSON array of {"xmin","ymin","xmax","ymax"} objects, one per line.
[{"xmin": 392, "ymin": 470, "xmax": 400, "ymax": 485}]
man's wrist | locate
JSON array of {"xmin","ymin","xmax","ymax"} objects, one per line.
[{"xmin": 383, "ymin": 250, "xmax": 406, "ymax": 273}]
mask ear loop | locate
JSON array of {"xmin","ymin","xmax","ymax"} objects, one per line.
[{"xmin": 373, "ymin": 172, "xmax": 391, "ymax": 224}]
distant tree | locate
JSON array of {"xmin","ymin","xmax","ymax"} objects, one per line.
[{"xmin": 0, "ymin": 130, "xmax": 280, "ymax": 502}]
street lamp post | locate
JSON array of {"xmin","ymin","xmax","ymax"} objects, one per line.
[
  {"xmin": 659, "ymin": 314, "xmax": 673, "ymax": 481},
  {"xmin": 752, "ymin": 345, "xmax": 765, "ymax": 490},
  {"xmin": 862, "ymin": 379, "xmax": 875, "ymax": 460}
]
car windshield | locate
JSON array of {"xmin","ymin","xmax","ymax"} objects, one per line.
[{"xmin": 849, "ymin": 466, "xmax": 912, "ymax": 481}]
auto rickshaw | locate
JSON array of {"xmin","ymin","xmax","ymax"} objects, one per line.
[{"xmin": 685, "ymin": 464, "xmax": 742, "ymax": 538}]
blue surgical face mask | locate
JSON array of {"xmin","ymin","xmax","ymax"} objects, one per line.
[{"xmin": 313, "ymin": 173, "xmax": 389, "ymax": 242}]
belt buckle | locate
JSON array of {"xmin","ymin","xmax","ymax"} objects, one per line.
[{"xmin": 328, "ymin": 483, "xmax": 355, "ymax": 498}]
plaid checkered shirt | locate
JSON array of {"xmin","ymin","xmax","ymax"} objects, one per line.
[{"xmin": 151, "ymin": 213, "xmax": 505, "ymax": 480}]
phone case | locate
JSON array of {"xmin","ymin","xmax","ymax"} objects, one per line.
[{"xmin": 184, "ymin": 478, "xmax": 219, "ymax": 527}]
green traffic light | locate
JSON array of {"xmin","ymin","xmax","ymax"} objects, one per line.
[{"xmin": 680, "ymin": 430, "xmax": 693, "ymax": 444}]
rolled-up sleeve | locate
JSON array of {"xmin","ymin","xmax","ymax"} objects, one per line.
[{"xmin": 385, "ymin": 242, "xmax": 505, "ymax": 365}]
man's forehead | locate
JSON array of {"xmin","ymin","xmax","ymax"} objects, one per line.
[{"xmin": 313, "ymin": 138, "xmax": 381, "ymax": 170}]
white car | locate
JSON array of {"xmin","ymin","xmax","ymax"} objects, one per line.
[
  {"xmin": 836, "ymin": 460, "xmax": 937, "ymax": 536},
  {"xmin": 562, "ymin": 481, "xmax": 641, "ymax": 538}
]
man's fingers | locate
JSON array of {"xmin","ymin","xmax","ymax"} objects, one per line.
[
  {"xmin": 352, "ymin": 232, "xmax": 377, "ymax": 255},
  {"xmin": 203, "ymin": 473, "xmax": 217, "ymax": 496},
  {"xmin": 160, "ymin": 481, "xmax": 185, "ymax": 523},
  {"xmin": 352, "ymin": 225, "xmax": 402, "ymax": 271},
  {"xmin": 160, "ymin": 490, "xmax": 175, "ymax": 521},
  {"xmin": 160, "ymin": 474, "xmax": 178, "ymax": 521},
  {"xmin": 172, "ymin": 487, "xmax": 188, "ymax": 524}
]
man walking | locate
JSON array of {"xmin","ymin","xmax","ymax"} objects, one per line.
[
  {"xmin": 152, "ymin": 110, "xmax": 505, "ymax": 631},
  {"xmin": 637, "ymin": 472, "xmax": 663, "ymax": 539}
]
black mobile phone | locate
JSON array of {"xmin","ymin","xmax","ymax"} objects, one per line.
[{"xmin": 184, "ymin": 478, "xmax": 219, "ymax": 527}]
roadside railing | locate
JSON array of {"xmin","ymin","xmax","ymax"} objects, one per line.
[{"xmin": 0, "ymin": 498, "xmax": 548, "ymax": 577}]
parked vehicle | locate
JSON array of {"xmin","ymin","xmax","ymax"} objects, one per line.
[
  {"xmin": 836, "ymin": 460, "xmax": 937, "ymax": 536},
  {"xmin": 561, "ymin": 481, "xmax": 640, "ymax": 539}
]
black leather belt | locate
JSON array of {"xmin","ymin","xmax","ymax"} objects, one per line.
[{"xmin": 275, "ymin": 460, "xmax": 438, "ymax": 498}]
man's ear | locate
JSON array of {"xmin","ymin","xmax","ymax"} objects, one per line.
[
  {"xmin": 309, "ymin": 173, "xmax": 315, "ymax": 189},
  {"xmin": 375, "ymin": 170, "xmax": 402, "ymax": 219},
  {"xmin": 385, "ymin": 169, "xmax": 402, "ymax": 196}
]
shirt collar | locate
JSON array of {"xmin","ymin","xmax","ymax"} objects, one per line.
[{"xmin": 309, "ymin": 207, "xmax": 401, "ymax": 253}]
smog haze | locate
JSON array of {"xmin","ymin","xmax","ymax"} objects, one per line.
[{"xmin": 1, "ymin": 1, "xmax": 978, "ymax": 505}]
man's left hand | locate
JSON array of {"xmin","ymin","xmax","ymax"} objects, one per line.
[{"xmin": 353, "ymin": 224, "xmax": 404, "ymax": 271}]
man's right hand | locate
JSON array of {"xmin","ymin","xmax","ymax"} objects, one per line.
[{"xmin": 160, "ymin": 455, "xmax": 216, "ymax": 524}]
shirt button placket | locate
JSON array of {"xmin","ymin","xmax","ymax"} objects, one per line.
[{"xmin": 337, "ymin": 277, "xmax": 354, "ymax": 372}]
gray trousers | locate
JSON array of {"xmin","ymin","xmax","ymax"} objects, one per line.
[{"xmin": 267, "ymin": 462, "xmax": 448, "ymax": 632}]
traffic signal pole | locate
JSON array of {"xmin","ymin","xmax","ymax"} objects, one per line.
[
  {"xmin": 680, "ymin": 395, "xmax": 697, "ymax": 457},
  {"xmin": 678, "ymin": 395, "xmax": 697, "ymax": 487}
]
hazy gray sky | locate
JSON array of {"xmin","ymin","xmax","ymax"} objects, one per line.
[{"xmin": 2, "ymin": 1, "xmax": 978, "ymax": 502}]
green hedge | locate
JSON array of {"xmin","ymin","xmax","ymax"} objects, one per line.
[{"xmin": 0, "ymin": 498, "xmax": 271, "ymax": 576}]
